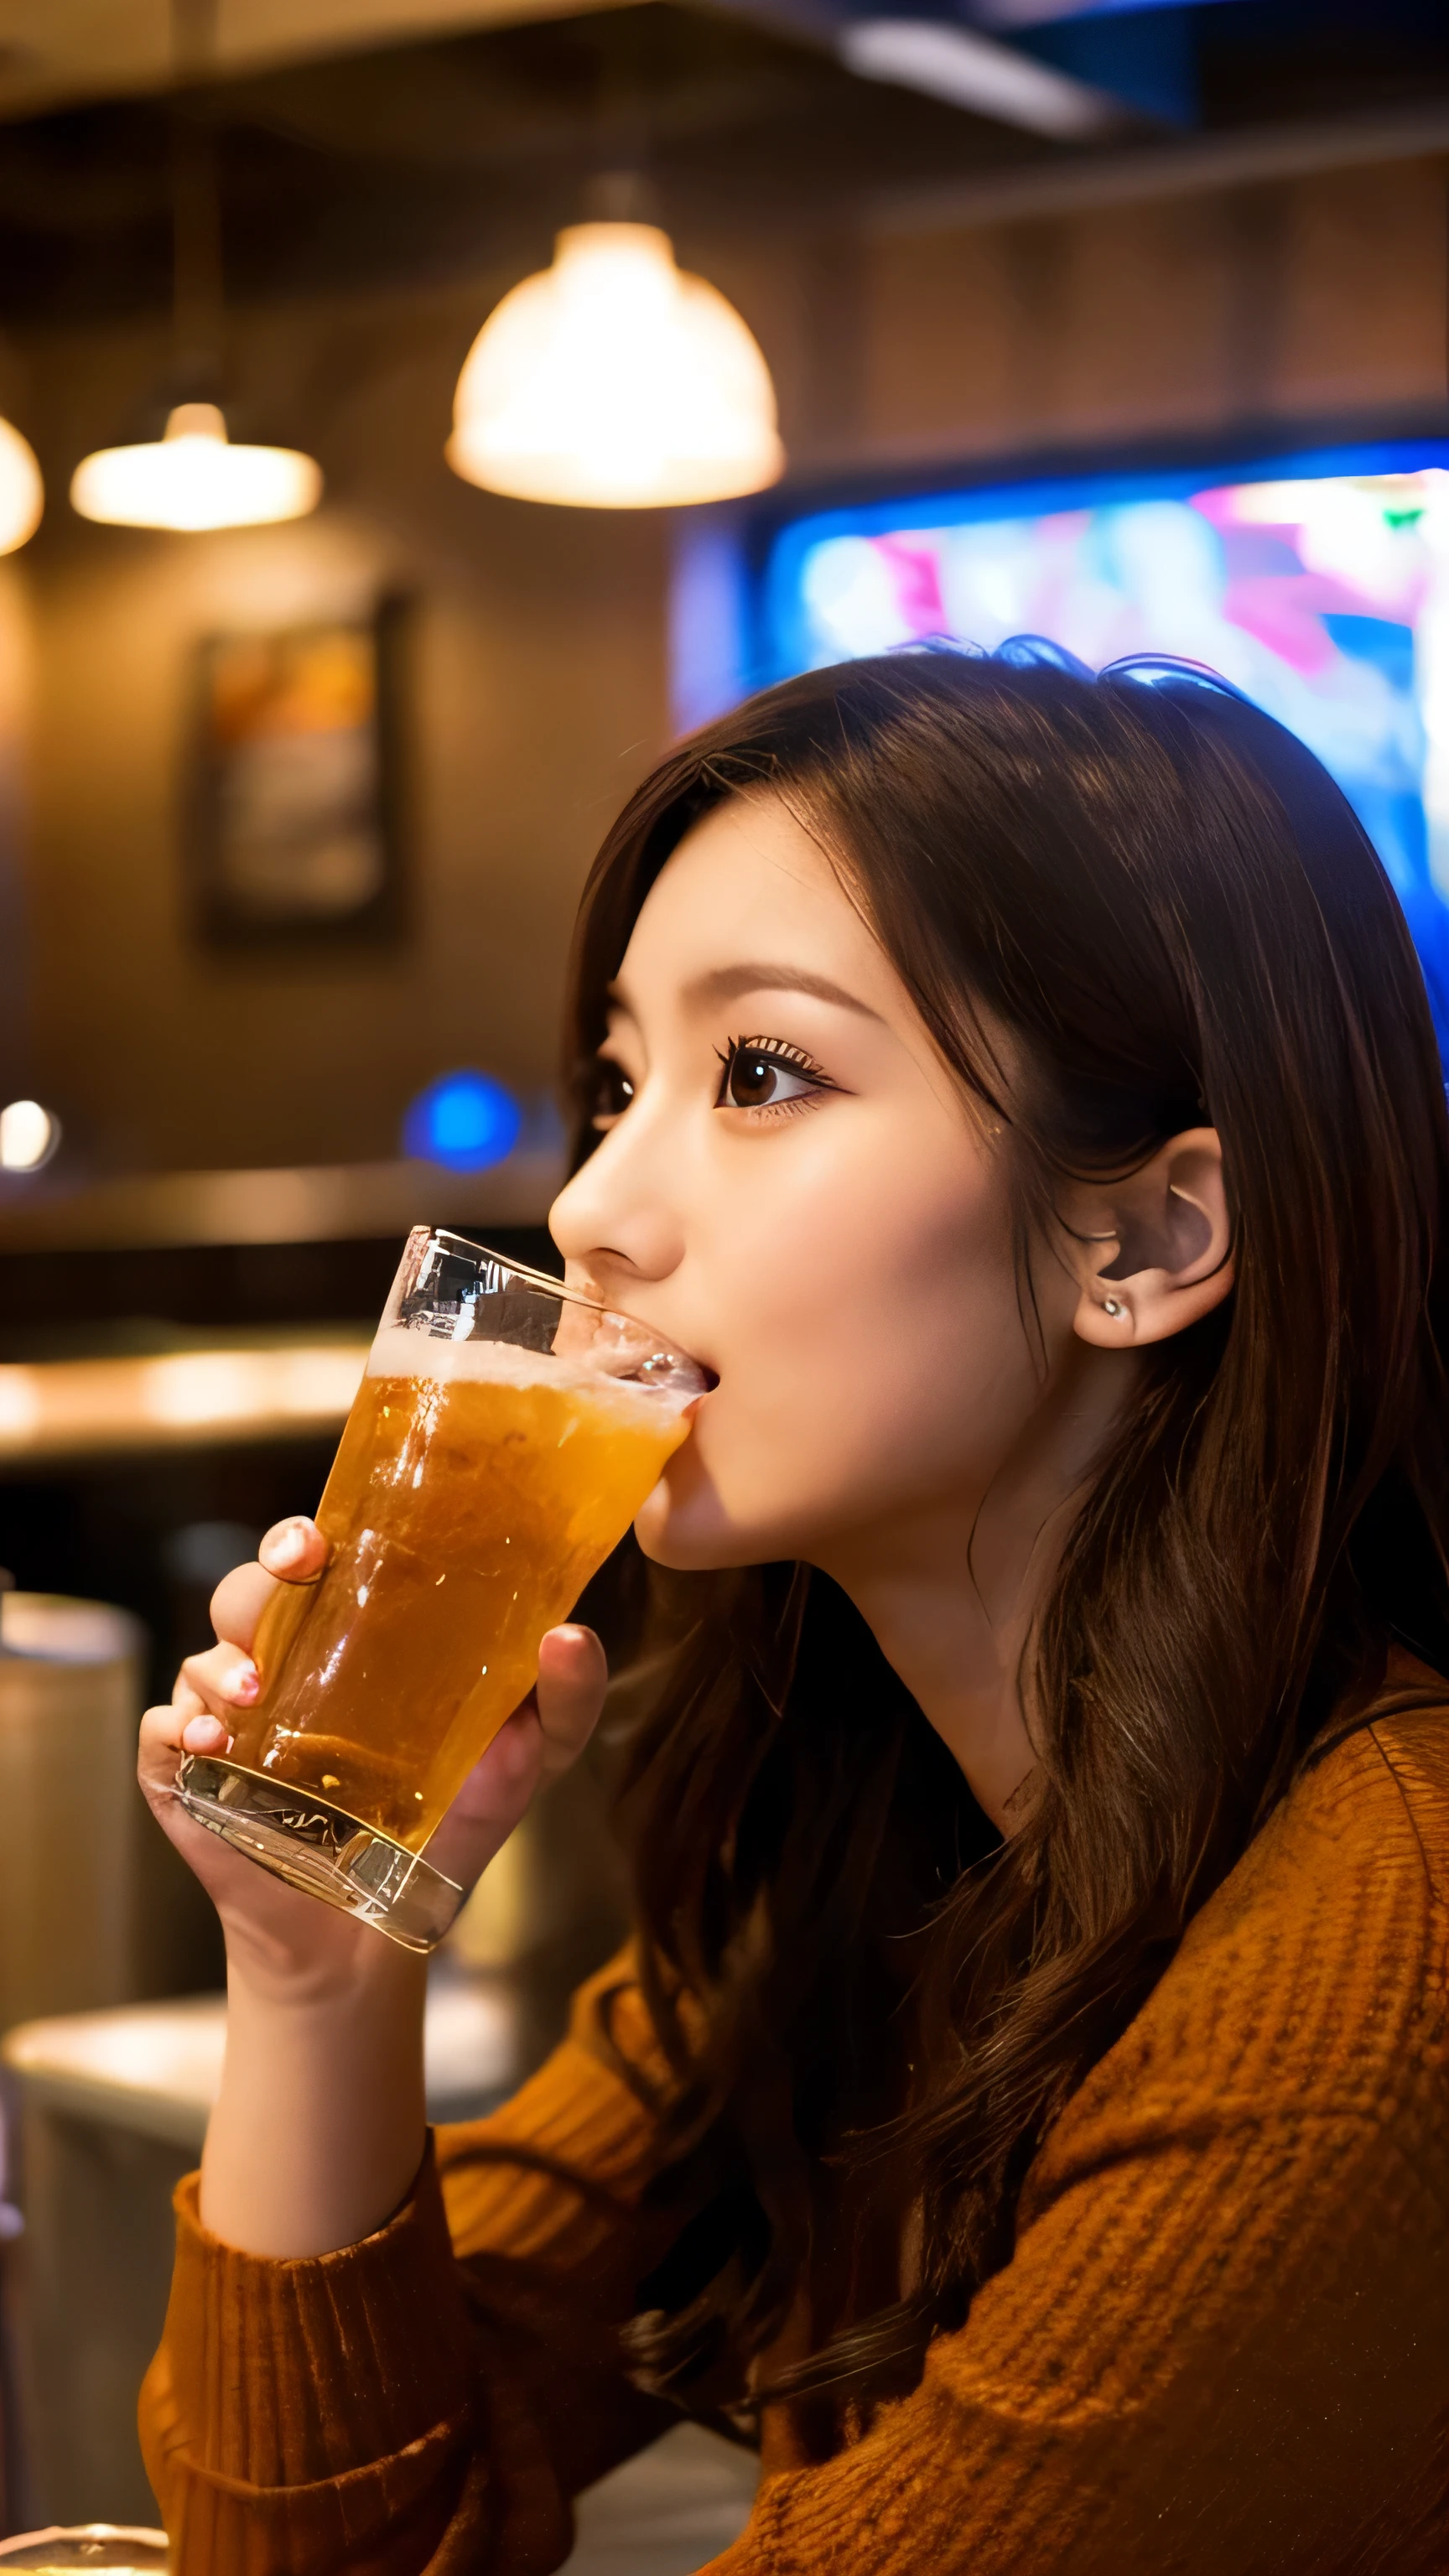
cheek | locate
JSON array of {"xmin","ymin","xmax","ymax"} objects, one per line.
[{"xmin": 638, "ymin": 1117, "xmax": 1036, "ymax": 1566}]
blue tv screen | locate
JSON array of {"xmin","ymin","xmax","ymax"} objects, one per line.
[{"xmin": 673, "ymin": 440, "xmax": 1449, "ymax": 1062}]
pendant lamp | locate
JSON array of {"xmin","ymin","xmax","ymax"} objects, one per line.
[
  {"xmin": 70, "ymin": 0, "xmax": 320, "ymax": 536},
  {"xmin": 0, "ymin": 416, "xmax": 42, "ymax": 555},
  {"xmin": 447, "ymin": 219, "xmax": 783, "ymax": 510},
  {"xmin": 72, "ymin": 401, "xmax": 319, "ymax": 532}
]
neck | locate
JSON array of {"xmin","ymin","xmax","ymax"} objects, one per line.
[{"xmin": 821, "ymin": 1344, "xmax": 1138, "ymax": 1834}]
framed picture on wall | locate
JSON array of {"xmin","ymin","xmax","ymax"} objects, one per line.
[{"xmin": 189, "ymin": 596, "xmax": 408, "ymax": 945}]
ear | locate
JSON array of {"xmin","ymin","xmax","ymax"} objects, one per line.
[{"xmin": 1065, "ymin": 1127, "xmax": 1234, "ymax": 1352}]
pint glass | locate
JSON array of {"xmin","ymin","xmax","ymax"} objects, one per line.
[{"xmin": 174, "ymin": 1230, "xmax": 704, "ymax": 1949}]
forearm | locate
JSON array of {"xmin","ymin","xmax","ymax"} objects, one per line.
[
  {"xmin": 200, "ymin": 1930, "xmax": 428, "ymax": 2258},
  {"xmin": 142, "ymin": 1521, "xmax": 605, "ymax": 2262}
]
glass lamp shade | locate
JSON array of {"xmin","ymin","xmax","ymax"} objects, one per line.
[
  {"xmin": 0, "ymin": 418, "xmax": 43, "ymax": 554},
  {"xmin": 446, "ymin": 222, "xmax": 784, "ymax": 509},
  {"xmin": 70, "ymin": 402, "xmax": 322, "ymax": 532}
]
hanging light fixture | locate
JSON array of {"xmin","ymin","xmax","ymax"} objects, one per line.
[
  {"xmin": 72, "ymin": 401, "xmax": 319, "ymax": 532},
  {"xmin": 447, "ymin": 215, "xmax": 783, "ymax": 510},
  {"xmin": 0, "ymin": 415, "xmax": 42, "ymax": 555},
  {"xmin": 70, "ymin": 0, "xmax": 320, "ymax": 536}
]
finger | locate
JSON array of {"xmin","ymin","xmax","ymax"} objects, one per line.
[
  {"xmin": 138, "ymin": 1701, "xmax": 231, "ymax": 1794},
  {"xmin": 449, "ymin": 1706, "xmax": 546, "ymax": 1831},
  {"xmin": 178, "ymin": 1640, "xmax": 262, "ymax": 1724},
  {"xmin": 180, "ymin": 1711, "xmax": 231, "ymax": 1753},
  {"xmin": 207, "ymin": 1561, "xmax": 278, "ymax": 1657},
  {"xmin": 424, "ymin": 1634, "xmax": 603, "ymax": 1896},
  {"xmin": 423, "ymin": 1706, "xmax": 544, "ymax": 1888},
  {"xmin": 532, "ymin": 1624, "xmax": 607, "ymax": 1779},
  {"xmin": 258, "ymin": 1516, "xmax": 328, "ymax": 1582},
  {"xmin": 207, "ymin": 1519, "xmax": 325, "ymax": 1653},
  {"xmin": 172, "ymin": 1665, "xmax": 211, "ymax": 1724},
  {"xmin": 139, "ymin": 1701, "xmax": 189, "ymax": 1763},
  {"xmin": 141, "ymin": 1701, "xmax": 232, "ymax": 1756}
]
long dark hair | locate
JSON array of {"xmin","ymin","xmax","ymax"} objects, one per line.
[{"xmin": 563, "ymin": 645, "xmax": 1449, "ymax": 2426}]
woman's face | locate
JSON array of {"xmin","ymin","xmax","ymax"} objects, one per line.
[{"xmin": 549, "ymin": 792, "xmax": 1079, "ymax": 1576}]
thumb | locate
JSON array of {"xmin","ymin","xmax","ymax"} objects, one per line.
[{"xmin": 423, "ymin": 1706, "xmax": 545, "ymax": 1894}]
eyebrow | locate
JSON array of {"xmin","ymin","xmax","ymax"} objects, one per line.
[{"xmin": 608, "ymin": 962, "xmax": 883, "ymax": 1022}]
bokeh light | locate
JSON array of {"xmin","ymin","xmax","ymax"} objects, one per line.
[
  {"xmin": 402, "ymin": 1070, "xmax": 522, "ymax": 1172},
  {"xmin": 0, "ymin": 1099, "xmax": 60, "ymax": 1172}
]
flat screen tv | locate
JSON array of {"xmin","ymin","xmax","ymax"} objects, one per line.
[{"xmin": 671, "ymin": 439, "xmax": 1449, "ymax": 1061}]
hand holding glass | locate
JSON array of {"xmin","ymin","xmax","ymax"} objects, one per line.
[{"xmin": 173, "ymin": 1231, "xmax": 703, "ymax": 1947}]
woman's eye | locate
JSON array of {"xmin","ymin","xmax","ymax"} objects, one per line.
[
  {"xmin": 591, "ymin": 1062, "xmax": 636, "ymax": 1129},
  {"xmin": 716, "ymin": 1039, "xmax": 829, "ymax": 1114}
]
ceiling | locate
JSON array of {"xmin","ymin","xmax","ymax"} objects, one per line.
[
  {"xmin": 0, "ymin": 0, "xmax": 1442, "ymax": 339},
  {"xmin": 0, "ymin": 3, "xmax": 1065, "ymax": 332},
  {"xmin": 0, "ymin": 0, "xmax": 635, "ymax": 120}
]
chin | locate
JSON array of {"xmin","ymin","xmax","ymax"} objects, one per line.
[
  {"xmin": 633, "ymin": 1465, "xmax": 787, "ymax": 1575},
  {"xmin": 632, "ymin": 1497, "xmax": 753, "ymax": 1572}
]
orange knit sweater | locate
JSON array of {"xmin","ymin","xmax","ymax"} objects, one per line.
[{"xmin": 140, "ymin": 1659, "xmax": 1449, "ymax": 2574}]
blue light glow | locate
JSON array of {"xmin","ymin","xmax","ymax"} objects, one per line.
[{"xmin": 402, "ymin": 1070, "xmax": 522, "ymax": 1172}]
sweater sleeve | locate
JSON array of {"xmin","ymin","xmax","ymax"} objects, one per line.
[
  {"xmin": 712, "ymin": 1706, "xmax": 1449, "ymax": 2576},
  {"xmin": 139, "ymin": 1948, "xmax": 682, "ymax": 2576}
]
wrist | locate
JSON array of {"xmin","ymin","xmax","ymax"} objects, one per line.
[{"xmin": 219, "ymin": 1905, "xmax": 428, "ymax": 2014}]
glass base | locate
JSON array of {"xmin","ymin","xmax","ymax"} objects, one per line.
[{"xmin": 173, "ymin": 1754, "xmax": 465, "ymax": 1953}]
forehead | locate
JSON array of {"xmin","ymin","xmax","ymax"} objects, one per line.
[{"xmin": 615, "ymin": 792, "xmax": 896, "ymax": 1005}]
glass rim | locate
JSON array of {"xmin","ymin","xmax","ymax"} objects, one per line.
[{"xmin": 413, "ymin": 1228, "xmax": 683, "ymax": 1339}]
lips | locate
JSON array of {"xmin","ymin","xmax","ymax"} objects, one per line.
[{"xmin": 680, "ymin": 1368, "xmax": 719, "ymax": 1424}]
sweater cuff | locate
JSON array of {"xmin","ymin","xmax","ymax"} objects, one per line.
[{"xmin": 160, "ymin": 2134, "xmax": 477, "ymax": 2489}]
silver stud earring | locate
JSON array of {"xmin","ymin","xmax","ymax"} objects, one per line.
[{"xmin": 1104, "ymin": 1297, "xmax": 1124, "ymax": 1318}]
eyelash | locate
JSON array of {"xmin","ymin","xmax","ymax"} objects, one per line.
[
  {"xmin": 714, "ymin": 1035, "xmax": 836, "ymax": 1120},
  {"xmin": 590, "ymin": 1061, "xmax": 635, "ymax": 1130},
  {"xmin": 590, "ymin": 1034, "xmax": 839, "ymax": 1130}
]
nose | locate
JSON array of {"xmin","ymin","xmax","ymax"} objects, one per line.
[{"xmin": 549, "ymin": 1114, "xmax": 685, "ymax": 1290}]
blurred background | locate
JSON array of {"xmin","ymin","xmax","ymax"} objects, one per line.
[{"xmin": 0, "ymin": 0, "xmax": 1440, "ymax": 2552}]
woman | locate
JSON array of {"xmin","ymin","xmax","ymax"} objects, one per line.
[{"xmin": 138, "ymin": 646, "xmax": 1449, "ymax": 2575}]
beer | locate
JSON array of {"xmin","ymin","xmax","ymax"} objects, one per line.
[
  {"xmin": 173, "ymin": 1232, "xmax": 704, "ymax": 1949},
  {"xmin": 227, "ymin": 1326, "xmax": 697, "ymax": 1851}
]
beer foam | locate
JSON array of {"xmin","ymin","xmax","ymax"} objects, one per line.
[{"xmin": 366, "ymin": 1323, "xmax": 700, "ymax": 1415}]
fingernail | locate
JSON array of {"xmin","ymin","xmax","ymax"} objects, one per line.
[
  {"xmin": 182, "ymin": 1716, "xmax": 226, "ymax": 1752},
  {"xmin": 226, "ymin": 1661, "xmax": 258, "ymax": 1702},
  {"xmin": 269, "ymin": 1521, "xmax": 307, "ymax": 1569}
]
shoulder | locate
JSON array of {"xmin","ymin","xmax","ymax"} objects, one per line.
[
  {"xmin": 1354, "ymin": 1654, "xmax": 1449, "ymax": 1877},
  {"xmin": 943, "ymin": 1666, "xmax": 1449, "ymax": 2570},
  {"xmin": 1232, "ymin": 1649, "xmax": 1449, "ymax": 1951},
  {"xmin": 1185, "ymin": 1648, "xmax": 1448, "ymax": 1963},
  {"xmin": 1021, "ymin": 1654, "xmax": 1448, "ymax": 2222}
]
